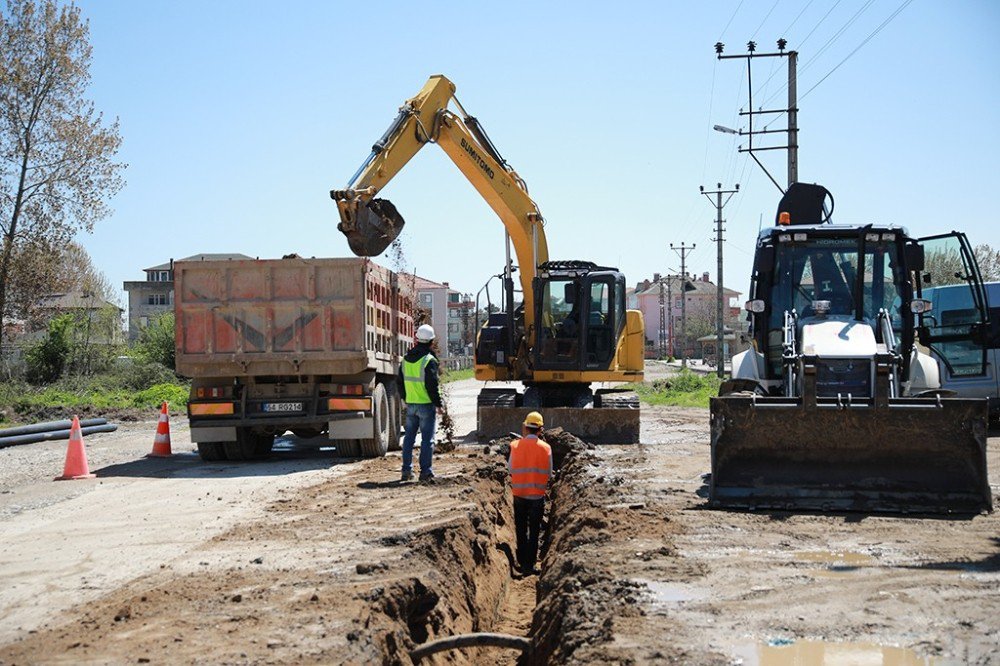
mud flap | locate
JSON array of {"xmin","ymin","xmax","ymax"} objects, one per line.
[
  {"xmin": 709, "ymin": 394, "xmax": 992, "ymax": 514},
  {"xmin": 337, "ymin": 198, "xmax": 405, "ymax": 257},
  {"xmin": 477, "ymin": 406, "xmax": 640, "ymax": 444}
]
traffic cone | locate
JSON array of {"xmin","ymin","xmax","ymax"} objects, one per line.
[
  {"xmin": 55, "ymin": 416, "xmax": 96, "ymax": 481},
  {"xmin": 147, "ymin": 401, "xmax": 172, "ymax": 457}
]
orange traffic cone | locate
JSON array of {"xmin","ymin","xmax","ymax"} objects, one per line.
[
  {"xmin": 55, "ymin": 415, "xmax": 96, "ymax": 481},
  {"xmin": 147, "ymin": 401, "xmax": 172, "ymax": 457}
]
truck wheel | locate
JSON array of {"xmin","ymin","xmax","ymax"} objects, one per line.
[
  {"xmin": 335, "ymin": 438, "xmax": 362, "ymax": 457},
  {"xmin": 197, "ymin": 442, "xmax": 227, "ymax": 462},
  {"xmin": 253, "ymin": 432, "xmax": 275, "ymax": 458},
  {"xmin": 224, "ymin": 428, "xmax": 259, "ymax": 461},
  {"xmin": 360, "ymin": 383, "xmax": 391, "ymax": 458},
  {"xmin": 385, "ymin": 381, "xmax": 402, "ymax": 452}
]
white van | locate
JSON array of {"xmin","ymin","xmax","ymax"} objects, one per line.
[{"xmin": 925, "ymin": 281, "xmax": 1000, "ymax": 417}]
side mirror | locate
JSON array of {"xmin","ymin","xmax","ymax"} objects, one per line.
[
  {"xmin": 905, "ymin": 243, "xmax": 925, "ymax": 272},
  {"xmin": 744, "ymin": 299, "xmax": 766, "ymax": 313},
  {"xmin": 910, "ymin": 299, "xmax": 933, "ymax": 314},
  {"xmin": 563, "ymin": 283, "xmax": 576, "ymax": 304},
  {"xmin": 753, "ymin": 246, "xmax": 775, "ymax": 275}
]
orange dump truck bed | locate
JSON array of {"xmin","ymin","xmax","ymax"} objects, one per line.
[{"xmin": 173, "ymin": 256, "xmax": 415, "ymax": 462}]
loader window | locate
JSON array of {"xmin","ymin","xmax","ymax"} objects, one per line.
[
  {"xmin": 766, "ymin": 238, "xmax": 904, "ymax": 375},
  {"xmin": 917, "ymin": 234, "xmax": 988, "ymax": 376}
]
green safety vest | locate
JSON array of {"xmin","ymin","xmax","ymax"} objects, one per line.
[{"xmin": 403, "ymin": 354, "xmax": 435, "ymax": 404}]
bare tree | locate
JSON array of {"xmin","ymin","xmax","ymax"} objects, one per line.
[{"xmin": 0, "ymin": 0, "xmax": 124, "ymax": 335}]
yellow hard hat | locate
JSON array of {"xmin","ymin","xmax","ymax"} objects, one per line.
[{"xmin": 524, "ymin": 411, "xmax": 544, "ymax": 427}]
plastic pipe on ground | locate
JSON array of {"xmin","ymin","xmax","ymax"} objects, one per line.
[
  {"xmin": 0, "ymin": 418, "xmax": 108, "ymax": 439},
  {"xmin": 0, "ymin": 424, "xmax": 118, "ymax": 449}
]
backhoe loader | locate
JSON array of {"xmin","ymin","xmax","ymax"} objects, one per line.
[
  {"xmin": 712, "ymin": 183, "xmax": 992, "ymax": 514},
  {"xmin": 330, "ymin": 75, "xmax": 644, "ymax": 443}
]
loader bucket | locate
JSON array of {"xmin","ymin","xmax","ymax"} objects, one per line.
[
  {"xmin": 709, "ymin": 395, "xmax": 992, "ymax": 514},
  {"xmin": 478, "ymin": 406, "xmax": 640, "ymax": 444},
  {"xmin": 337, "ymin": 198, "xmax": 405, "ymax": 257}
]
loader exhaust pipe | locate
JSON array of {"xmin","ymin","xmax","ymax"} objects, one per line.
[{"xmin": 331, "ymin": 191, "xmax": 405, "ymax": 257}]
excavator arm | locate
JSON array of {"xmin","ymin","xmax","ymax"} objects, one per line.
[{"xmin": 330, "ymin": 74, "xmax": 549, "ymax": 333}]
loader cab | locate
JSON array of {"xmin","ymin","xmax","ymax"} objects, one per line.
[
  {"xmin": 533, "ymin": 261, "xmax": 626, "ymax": 372},
  {"xmin": 748, "ymin": 225, "xmax": 915, "ymax": 379},
  {"xmin": 746, "ymin": 225, "xmax": 990, "ymax": 382}
]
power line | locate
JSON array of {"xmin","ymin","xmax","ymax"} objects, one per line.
[
  {"xmin": 751, "ymin": 0, "xmax": 782, "ymax": 40},
  {"xmin": 800, "ymin": 0, "xmax": 916, "ymax": 100},
  {"xmin": 781, "ymin": 0, "xmax": 818, "ymax": 35},
  {"xmin": 798, "ymin": 0, "xmax": 844, "ymax": 49},
  {"xmin": 718, "ymin": 0, "xmax": 746, "ymax": 41}
]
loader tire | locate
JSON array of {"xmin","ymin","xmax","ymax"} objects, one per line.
[
  {"xmin": 360, "ymin": 383, "xmax": 391, "ymax": 458},
  {"xmin": 477, "ymin": 388, "xmax": 517, "ymax": 408},
  {"xmin": 197, "ymin": 441, "xmax": 227, "ymax": 462}
]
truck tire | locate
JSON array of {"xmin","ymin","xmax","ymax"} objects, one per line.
[
  {"xmin": 360, "ymin": 383, "xmax": 391, "ymax": 458},
  {"xmin": 385, "ymin": 381, "xmax": 402, "ymax": 452},
  {"xmin": 335, "ymin": 439, "xmax": 361, "ymax": 457},
  {"xmin": 197, "ymin": 441, "xmax": 227, "ymax": 462},
  {"xmin": 253, "ymin": 432, "xmax": 275, "ymax": 458},
  {"xmin": 225, "ymin": 428, "xmax": 268, "ymax": 461}
]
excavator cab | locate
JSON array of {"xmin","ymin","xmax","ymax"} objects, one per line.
[{"xmin": 534, "ymin": 262, "xmax": 625, "ymax": 373}]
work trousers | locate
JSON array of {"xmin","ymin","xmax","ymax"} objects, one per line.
[
  {"xmin": 513, "ymin": 496, "xmax": 545, "ymax": 573},
  {"xmin": 402, "ymin": 403, "xmax": 436, "ymax": 478}
]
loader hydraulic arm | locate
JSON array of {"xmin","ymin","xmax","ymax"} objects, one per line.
[{"xmin": 331, "ymin": 75, "xmax": 549, "ymax": 334}]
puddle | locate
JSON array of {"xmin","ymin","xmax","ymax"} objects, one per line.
[
  {"xmin": 738, "ymin": 639, "xmax": 940, "ymax": 665},
  {"xmin": 637, "ymin": 580, "xmax": 707, "ymax": 605},
  {"xmin": 795, "ymin": 550, "xmax": 876, "ymax": 572}
]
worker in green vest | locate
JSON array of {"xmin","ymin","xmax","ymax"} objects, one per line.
[{"xmin": 398, "ymin": 324, "xmax": 443, "ymax": 482}]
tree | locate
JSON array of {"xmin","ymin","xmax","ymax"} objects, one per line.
[
  {"xmin": 135, "ymin": 311, "xmax": 175, "ymax": 370},
  {"xmin": 24, "ymin": 311, "xmax": 71, "ymax": 382},
  {"xmin": 974, "ymin": 244, "xmax": 1000, "ymax": 282},
  {"xmin": 0, "ymin": 0, "xmax": 125, "ymax": 334}
]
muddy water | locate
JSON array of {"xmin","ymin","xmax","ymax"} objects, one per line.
[{"xmin": 742, "ymin": 639, "xmax": 941, "ymax": 665}]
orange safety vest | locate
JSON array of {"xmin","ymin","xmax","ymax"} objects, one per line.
[{"xmin": 509, "ymin": 436, "xmax": 553, "ymax": 499}]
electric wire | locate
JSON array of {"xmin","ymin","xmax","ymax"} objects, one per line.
[
  {"xmin": 800, "ymin": 0, "xmax": 915, "ymax": 100},
  {"xmin": 750, "ymin": 0, "xmax": 782, "ymax": 41},
  {"xmin": 718, "ymin": 0, "xmax": 746, "ymax": 41}
]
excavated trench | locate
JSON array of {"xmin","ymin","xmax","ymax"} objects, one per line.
[{"xmin": 359, "ymin": 429, "xmax": 634, "ymax": 665}]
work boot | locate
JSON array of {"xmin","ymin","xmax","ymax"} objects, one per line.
[
  {"xmin": 418, "ymin": 473, "xmax": 435, "ymax": 484},
  {"xmin": 401, "ymin": 471, "xmax": 413, "ymax": 482}
]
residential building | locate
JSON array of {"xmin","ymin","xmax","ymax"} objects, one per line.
[
  {"xmin": 447, "ymin": 291, "xmax": 476, "ymax": 356},
  {"xmin": 123, "ymin": 254, "xmax": 251, "ymax": 341},
  {"xmin": 633, "ymin": 271, "xmax": 742, "ymax": 358},
  {"xmin": 402, "ymin": 274, "xmax": 454, "ymax": 359}
]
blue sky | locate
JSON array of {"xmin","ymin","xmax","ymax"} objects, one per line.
[{"xmin": 72, "ymin": 0, "xmax": 1000, "ymax": 305}]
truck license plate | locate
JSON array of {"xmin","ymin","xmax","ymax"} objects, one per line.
[{"xmin": 262, "ymin": 402, "xmax": 303, "ymax": 413}]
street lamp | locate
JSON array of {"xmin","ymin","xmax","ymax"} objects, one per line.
[{"xmin": 713, "ymin": 124, "xmax": 739, "ymax": 135}]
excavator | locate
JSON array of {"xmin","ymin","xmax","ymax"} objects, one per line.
[
  {"xmin": 711, "ymin": 183, "xmax": 992, "ymax": 514},
  {"xmin": 330, "ymin": 75, "xmax": 645, "ymax": 443}
]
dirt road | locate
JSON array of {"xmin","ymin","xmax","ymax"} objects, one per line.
[{"xmin": 0, "ymin": 374, "xmax": 997, "ymax": 664}]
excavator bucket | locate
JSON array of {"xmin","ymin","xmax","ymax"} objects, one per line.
[
  {"xmin": 337, "ymin": 198, "xmax": 405, "ymax": 257},
  {"xmin": 709, "ymin": 394, "xmax": 992, "ymax": 514}
]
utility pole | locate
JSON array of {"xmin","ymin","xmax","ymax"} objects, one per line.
[
  {"xmin": 657, "ymin": 278, "xmax": 666, "ymax": 359},
  {"xmin": 669, "ymin": 243, "xmax": 695, "ymax": 367},
  {"xmin": 700, "ymin": 184, "xmax": 738, "ymax": 378},
  {"xmin": 715, "ymin": 38, "xmax": 798, "ymax": 190}
]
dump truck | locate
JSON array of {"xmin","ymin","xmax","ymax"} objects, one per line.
[
  {"xmin": 174, "ymin": 255, "xmax": 412, "ymax": 461},
  {"xmin": 711, "ymin": 183, "xmax": 992, "ymax": 514}
]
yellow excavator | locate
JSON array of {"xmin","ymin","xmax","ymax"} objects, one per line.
[{"xmin": 331, "ymin": 75, "xmax": 644, "ymax": 443}]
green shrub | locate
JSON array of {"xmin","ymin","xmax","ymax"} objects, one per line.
[
  {"xmin": 134, "ymin": 383, "xmax": 188, "ymax": 408},
  {"xmin": 627, "ymin": 370, "xmax": 722, "ymax": 408},
  {"xmin": 134, "ymin": 312, "xmax": 176, "ymax": 370},
  {"xmin": 25, "ymin": 315, "xmax": 74, "ymax": 383}
]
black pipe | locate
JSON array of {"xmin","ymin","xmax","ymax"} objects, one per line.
[
  {"xmin": 0, "ymin": 424, "xmax": 118, "ymax": 449},
  {"xmin": 0, "ymin": 418, "xmax": 108, "ymax": 439}
]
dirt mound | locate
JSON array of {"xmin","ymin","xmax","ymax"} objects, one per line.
[{"xmin": 488, "ymin": 427, "xmax": 591, "ymax": 471}]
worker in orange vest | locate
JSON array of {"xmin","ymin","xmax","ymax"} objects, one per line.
[{"xmin": 508, "ymin": 411, "xmax": 553, "ymax": 575}]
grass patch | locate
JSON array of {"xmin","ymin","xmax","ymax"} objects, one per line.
[
  {"xmin": 0, "ymin": 365, "xmax": 190, "ymax": 425},
  {"xmin": 625, "ymin": 369, "xmax": 721, "ymax": 408},
  {"xmin": 440, "ymin": 367, "xmax": 475, "ymax": 384}
]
